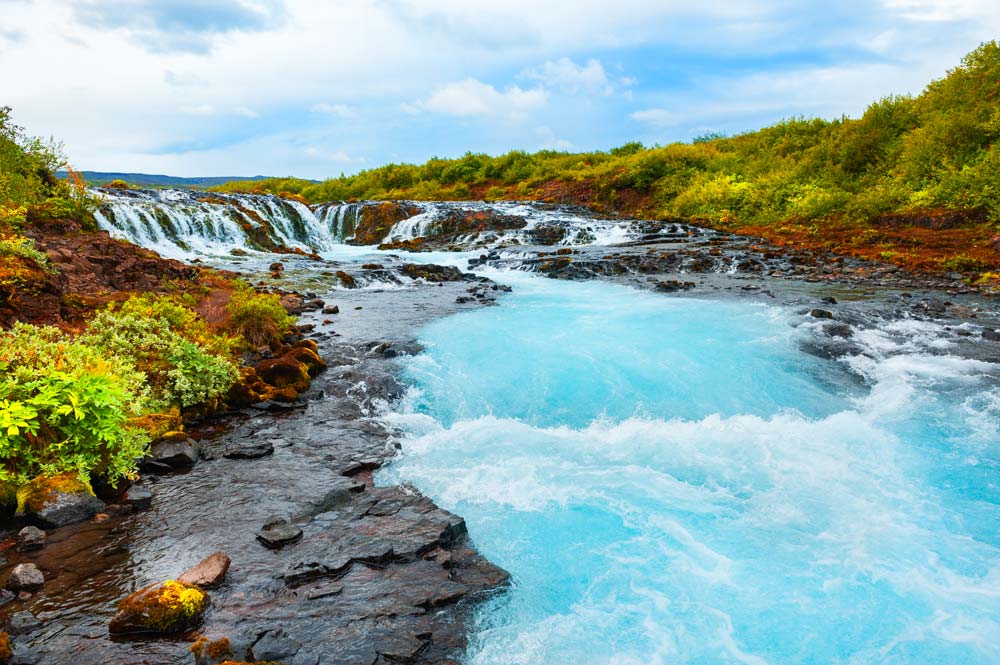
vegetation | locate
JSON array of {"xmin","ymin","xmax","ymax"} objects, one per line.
[
  {"xmin": 216, "ymin": 42, "xmax": 1000, "ymax": 273},
  {"xmin": 224, "ymin": 280, "xmax": 295, "ymax": 348}
]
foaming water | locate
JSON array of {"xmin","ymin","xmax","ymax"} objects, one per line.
[{"xmin": 378, "ymin": 276, "xmax": 1000, "ymax": 664}]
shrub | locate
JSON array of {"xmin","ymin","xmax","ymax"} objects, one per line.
[
  {"xmin": 81, "ymin": 296, "xmax": 238, "ymax": 409},
  {"xmin": 225, "ymin": 282, "xmax": 295, "ymax": 348},
  {"xmin": 0, "ymin": 235, "xmax": 53, "ymax": 269},
  {"xmin": 0, "ymin": 323, "xmax": 149, "ymax": 486}
]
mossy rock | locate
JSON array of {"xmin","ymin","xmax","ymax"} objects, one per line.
[
  {"xmin": 16, "ymin": 473, "xmax": 105, "ymax": 528},
  {"xmin": 0, "ymin": 484, "xmax": 17, "ymax": 523},
  {"xmin": 109, "ymin": 580, "xmax": 207, "ymax": 634},
  {"xmin": 0, "ymin": 631, "xmax": 10, "ymax": 664}
]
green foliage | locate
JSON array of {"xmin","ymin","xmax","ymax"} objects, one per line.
[
  {"xmin": 0, "ymin": 235, "xmax": 53, "ymax": 270},
  {"xmin": 80, "ymin": 296, "xmax": 238, "ymax": 409},
  {"xmin": 225, "ymin": 281, "xmax": 295, "ymax": 348},
  {"xmin": 0, "ymin": 323, "xmax": 149, "ymax": 485},
  {"xmin": 213, "ymin": 42, "xmax": 1000, "ymax": 231}
]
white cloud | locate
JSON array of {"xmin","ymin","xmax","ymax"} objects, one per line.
[
  {"xmin": 309, "ymin": 103, "xmax": 355, "ymax": 117},
  {"xmin": 330, "ymin": 149, "xmax": 365, "ymax": 164},
  {"xmin": 234, "ymin": 106, "xmax": 260, "ymax": 118},
  {"xmin": 179, "ymin": 104, "xmax": 216, "ymax": 116},
  {"xmin": 630, "ymin": 108, "xmax": 676, "ymax": 126},
  {"xmin": 522, "ymin": 57, "xmax": 618, "ymax": 95},
  {"xmin": 417, "ymin": 78, "xmax": 548, "ymax": 118},
  {"xmin": 536, "ymin": 126, "xmax": 573, "ymax": 150}
]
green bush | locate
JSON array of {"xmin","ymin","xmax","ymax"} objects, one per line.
[
  {"xmin": 225, "ymin": 282, "xmax": 295, "ymax": 348},
  {"xmin": 81, "ymin": 297, "xmax": 238, "ymax": 409},
  {"xmin": 0, "ymin": 323, "xmax": 149, "ymax": 486}
]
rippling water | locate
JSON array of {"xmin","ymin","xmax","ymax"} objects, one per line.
[{"xmin": 378, "ymin": 273, "xmax": 1000, "ymax": 664}]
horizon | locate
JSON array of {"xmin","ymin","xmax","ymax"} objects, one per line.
[{"xmin": 4, "ymin": 1, "xmax": 1000, "ymax": 179}]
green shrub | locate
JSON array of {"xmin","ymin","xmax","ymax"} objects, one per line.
[
  {"xmin": 81, "ymin": 297, "xmax": 238, "ymax": 409},
  {"xmin": 0, "ymin": 323, "xmax": 149, "ymax": 486},
  {"xmin": 225, "ymin": 282, "xmax": 295, "ymax": 348},
  {"xmin": 0, "ymin": 235, "xmax": 53, "ymax": 270}
]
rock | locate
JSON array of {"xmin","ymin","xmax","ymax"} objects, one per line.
[
  {"xmin": 145, "ymin": 438, "xmax": 200, "ymax": 469},
  {"xmin": 90, "ymin": 473, "xmax": 132, "ymax": 502},
  {"xmin": 6, "ymin": 564, "xmax": 44, "ymax": 592},
  {"xmin": 809, "ymin": 308, "xmax": 834, "ymax": 319},
  {"xmin": 820, "ymin": 296, "xmax": 838, "ymax": 304},
  {"xmin": 17, "ymin": 474, "xmax": 105, "ymax": 528},
  {"xmin": 15, "ymin": 527, "xmax": 45, "ymax": 553},
  {"xmin": 190, "ymin": 635, "xmax": 253, "ymax": 665},
  {"xmin": 224, "ymin": 441, "xmax": 274, "ymax": 460},
  {"xmin": 0, "ymin": 591, "xmax": 14, "ymax": 609},
  {"xmin": 335, "ymin": 270, "xmax": 356, "ymax": 288},
  {"xmin": 178, "ymin": 551, "xmax": 230, "ymax": 589},
  {"xmin": 5, "ymin": 612, "xmax": 40, "ymax": 635},
  {"xmin": 123, "ymin": 483, "xmax": 153, "ymax": 511},
  {"xmin": 108, "ymin": 580, "xmax": 208, "ymax": 634},
  {"xmin": 823, "ymin": 323, "xmax": 853, "ymax": 339},
  {"xmin": 280, "ymin": 293, "xmax": 304, "ymax": 314},
  {"xmin": 268, "ymin": 261, "xmax": 284, "ymax": 272},
  {"xmin": 250, "ymin": 628, "xmax": 301, "ymax": 661},
  {"xmin": 984, "ymin": 329, "xmax": 1000, "ymax": 342},
  {"xmin": 229, "ymin": 248, "xmax": 248, "ymax": 257},
  {"xmin": 322, "ymin": 305, "xmax": 340, "ymax": 314},
  {"xmin": 256, "ymin": 517, "xmax": 303, "ymax": 549},
  {"xmin": 361, "ymin": 263, "xmax": 384, "ymax": 270},
  {"xmin": 256, "ymin": 356, "xmax": 311, "ymax": 393}
]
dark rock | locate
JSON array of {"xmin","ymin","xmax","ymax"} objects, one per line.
[
  {"xmin": 146, "ymin": 438, "xmax": 199, "ymax": 469},
  {"xmin": 15, "ymin": 527, "xmax": 45, "ymax": 552},
  {"xmin": 823, "ymin": 323, "xmax": 853, "ymax": 339},
  {"xmin": 224, "ymin": 441, "xmax": 274, "ymax": 460},
  {"xmin": 178, "ymin": 551, "xmax": 230, "ymax": 589},
  {"xmin": 820, "ymin": 296, "xmax": 838, "ymax": 304},
  {"xmin": 809, "ymin": 308, "xmax": 834, "ymax": 319},
  {"xmin": 268, "ymin": 261, "xmax": 284, "ymax": 272},
  {"xmin": 336, "ymin": 271, "xmax": 357, "ymax": 288},
  {"xmin": 6, "ymin": 612, "xmax": 40, "ymax": 635},
  {"xmin": 90, "ymin": 474, "xmax": 132, "ymax": 502},
  {"xmin": 6, "ymin": 564, "xmax": 44, "ymax": 592},
  {"xmin": 0, "ymin": 590, "xmax": 13, "ymax": 608},
  {"xmin": 250, "ymin": 628, "xmax": 301, "ymax": 661},
  {"xmin": 18, "ymin": 476, "xmax": 105, "ymax": 529},
  {"xmin": 123, "ymin": 483, "xmax": 153, "ymax": 511},
  {"xmin": 322, "ymin": 305, "xmax": 340, "ymax": 314},
  {"xmin": 256, "ymin": 517, "xmax": 303, "ymax": 549},
  {"xmin": 984, "ymin": 329, "xmax": 1000, "ymax": 342},
  {"xmin": 108, "ymin": 580, "xmax": 208, "ymax": 635}
]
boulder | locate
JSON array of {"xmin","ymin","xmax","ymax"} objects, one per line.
[
  {"xmin": 123, "ymin": 484, "xmax": 153, "ymax": 511},
  {"xmin": 224, "ymin": 441, "xmax": 274, "ymax": 460},
  {"xmin": 6, "ymin": 564, "xmax": 44, "ymax": 592},
  {"xmin": 335, "ymin": 270, "xmax": 356, "ymax": 288},
  {"xmin": 145, "ymin": 437, "xmax": 200, "ymax": 470},
  {"xmin": 178, "ymin": 552, "xmax": 230, "ymax": 589},
  {"xmin": 809, "ymin": 308, "xmax": 834, "ymax": 319},
  {"xmin": 250, "ymin": 628, "xmax": 301, "ymax": 661},
  {"xmin": 5, "ymin": 612, "xmax": 40, "ymax": 635},
  {"xmin": 322, "ymin": 305, "xmax": 339, "ymax": 314},
  {"xmin": 15, "ymin": 527, "xmax": 45, "ymax": 553},
  {"xmin": 256, "ymin": 517, "xmax": 303, "ymax": 549},
  {"xmin": 984, "ymin": 329, "xmax": 1000, "ymax": 342},
  {"xmin": 256, "ymin": 357, "xmax": 311, "ymax": 393},
  {"xmin": 108, "ymin": 580, "xmax": 208, "ymax": 634},
  {"xmin": 17, "ymin": 474, "xmax": 105, "ymax": 528},
  {"xmin": 283, "ymin": 346, "xmax": 327, "ymax": 376}
]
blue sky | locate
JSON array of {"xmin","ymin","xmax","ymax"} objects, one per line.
[{"xmin": 2, "ymin": 0, "xmax": 998, "ymax": 178}]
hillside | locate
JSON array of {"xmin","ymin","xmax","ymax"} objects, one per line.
[
  {"xmin": 56, "ymin": 170, "xmax": 284, "ymax": 189},
  {"xmin": 215, "ymin": 42, "xmax": 1000, "ymax": 278}
]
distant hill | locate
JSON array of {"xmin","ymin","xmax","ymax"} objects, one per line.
[{"xmin": 56, "ymin": 171, "xmax": 311, "ymax": 189}]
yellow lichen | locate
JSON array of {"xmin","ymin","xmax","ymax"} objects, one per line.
[
  {"xmin": 191, "ymin": 636, "xmax": 233, "ymax": 659},
  {"xmin": 16, "ymin": 472, "xmax": 94, "ymax": 514},
  {"xmin": 119, "ymin": 579, "xmax": 207, "ymax": 632}
]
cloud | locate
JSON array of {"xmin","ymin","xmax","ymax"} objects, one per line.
[
  {"xmin": 416, "ymin": 78, "xmax": 548, "ymax": 118},
  {"xmin": 536, "ymin": 126, "xmax": 573, "ymax": 150},
  {"xmin": 630, "ymin": 108, "xmax": 676, "ymax": 126},
  {"xmin": 234, "ymin": 106, "xmax": 260, "ymax": 118},
  {"xmin": 179, "ymin": 104, "xmax": 216, "ymax": 116},
  {"xmin": 72, "ymin": 0, "xmax": 286, "ymax": 53},
  {"xmin": 309, "ymin": 103, "xmax": 355, "ymax": 118},
  {"xmin": 305, "ymin": 146, "xmax": 365, "ymax": 164},
  {"xmin": 522, "ymin": 58, "xmax": 620, "ymax": 95}
]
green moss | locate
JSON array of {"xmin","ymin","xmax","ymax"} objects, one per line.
[
  {"xmin": 119, "ymin": 580, "xmax": 207, "ymax": 633},
  {"xmin": 16, "ymin": 472, "xmax": 94, "ymax": 514}
]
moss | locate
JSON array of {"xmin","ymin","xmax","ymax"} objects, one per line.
[
  {"xmin": 118, "ymin": 580, "xmax": 207, "ymax": 632},
  {"xmin": 0, "ymin": 631, "xmax": 11, "ymax": 663},
  {"xmin": 191, "ymin": 636, "xmax": 233, "ymax": 659},
  {"xmin": 16, "ymin": 472, "xmax": 94, "ymax": 514},
  {"xmin": 129, "ymin": 409, "xmax": 183, "ymax": 442}
]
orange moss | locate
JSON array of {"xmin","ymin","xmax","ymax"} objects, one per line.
[
  {"xmin": 191, "ymin": 636, "xmax": 233, "ymax": 659},
  {"xmin": 129, "ymin": 409, "xmax": 183, "ymax": 442},
  {"xmin": 0, "ymin": 631, "xmax": 11, "ymax": 663}
]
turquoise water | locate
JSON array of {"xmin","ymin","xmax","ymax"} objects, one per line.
[{"xmin": 379, "ymin": 274, "xmax": 1000, "ymax": 664}]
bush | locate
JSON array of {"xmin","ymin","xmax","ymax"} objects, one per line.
[
  {"xmin": 81, "ymin": 296, "xmax": 238, "ymax": 409},
  {"xmin": 225, "ymin": 282, "xmax": 295, "ymax": 348},
  {"xmin": 0, "ymin": 323, "xmax": 149, "ymax": 486}
]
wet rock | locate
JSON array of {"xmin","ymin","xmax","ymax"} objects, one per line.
[
  {"xmin": 280, "ymin": 293, "xmax": 304, "ymax": 314},
  {"xmin": 823, "ymin": 323, "xmax": 853, "ymax": 339},
  {"xmin": 17, "ymin": 474, "xmax": 105, "ymax": 528},
  {"xmin": 0, "ymin": 591, "xmax": 13, "ymax": 609},
  {"xmin": 256, "ymin": 517, "xmax": 303, "ymax": 549},
  {"xmin": 223, "ymin": 441, "xmax": 274, "ymax": 460},
  {"xmin": 302, "ymin": 298, "xmax": 326, "ymax": 311},
  {"xmin": 145, "ymin": 437, "xmax": 200, "ymax": 470},
  {"xmin": 89, "ymin": 474, "xmax": 132, "ymax": 503},
  {"xmin": 268, "ymin": 261, "xmax": 284, "ymax": 272},
  {"xmin": 984, "ymin": 329, "xmax": 1000, "ymax": 342},
  {"xmin": 5, "ymin": 612, "xmax": 40, "ymax": 635},
  {"xmin": 322, "ymin": 304, "xmax": 340, "ymax": 314},
  {"xmin": 123, "ymin": 483, "xmax": 153, "ymax": 511},
  {"xmin": 250, "ymin": 628, "xmax": 301, "ymax": 661},
  {"xmin": 809, "ymin": 308, "xmax": 834, "ymax": 319},
  {"xmin": 15, "ymin": 527, "xmax": 45, "ymax": 553},
  {"xmin": 655, "ymin": 279, "xmax": 695, "ymax": 292},
  {"xmin": 336, "ymin": 271, "xmax": 357, "ymax": 288},
  {"xmin": 108, "ymin": 580, "xmax": 208, "ymax": 635},
  {"xmin": 361, "ymin": 263, "xmax": 384, "ymax": 270},
  {"xmin": 820, "ymin": 296, "xmax": 838, "ymax": 304},
  {"xmin": 177, "ymin": 551, "xmax": 230, "ymax": 589},
  {"xmin": 6, "ymin": 565, "xmax": 44, "ymax": 593},
  {"xmin": 256, "ymin": 356, "xmax": 311, "ymax": 393}
]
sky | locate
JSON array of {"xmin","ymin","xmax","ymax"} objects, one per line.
[{"xmin": 1, "ymin": 0, "xmax": 998, "ymax": 179}]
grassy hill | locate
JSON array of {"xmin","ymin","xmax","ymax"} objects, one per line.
[
  {"xmin": 214, "ymin": 42, "xmax": 1000, "ymax": 277},
  {"xmin": 56, "ymin": 171, "xmax": 285, "ymax": 189}
]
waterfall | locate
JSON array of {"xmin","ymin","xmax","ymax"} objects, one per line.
[{"xmin": 92, "ymin": 188, "xmax": 667, "ymax": 259}]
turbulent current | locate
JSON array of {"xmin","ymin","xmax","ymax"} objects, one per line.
[
  {"xmin": 377, "ymin": 273, "xmax": 1000, "ymax": 664},
  {"xmin": 92, "ymin": 188, "xmax": 1000, "ymax": 664}
]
